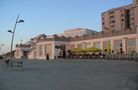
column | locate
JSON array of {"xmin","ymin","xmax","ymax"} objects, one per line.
[
  {"xmin": 122, "ymin": 37, "xmax": 126, "ymax": 53},
  {"xmin": 52, "ymin": 42, "xmax": 55, "ymax": 59},
  {"xmin": 100, "ymin": 41, "xmax": 103, "ymax": 50},
  {"xmin": 91, "ymin": 42, "xmax": 94, "ymax": 47},
  {"xmin": 82, "ymin": 42, "xmax": 86, "ymax": 49},
  {"xmin": 110, "ymin": 40, "xmax": 114, "ymax": 52},
  {"xmin": 136, "ymin": 26, "xmax": 138, "ymax": 53}
]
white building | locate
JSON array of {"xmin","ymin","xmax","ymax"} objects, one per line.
[
  {"xmin": 15, "ymin": 26, "xmax": 138, "ymax": 60},
  {"xmin": 64, "ymin": 28, "xmax": 97, "ymax": 37}
]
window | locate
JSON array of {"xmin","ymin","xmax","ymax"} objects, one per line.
[
  {"xmin": 110, "ymin": 25, "xmax": 116, "ymax": 29},
  {"xmin": 121, "ymin": 14, "xmax": 124, "ymax": 17},
  {"xmin": 93, "ymin": 42, "xmax": 100, "ymax": 49},
  {"xmin": 131, "ymin": 22, "xmax": 135, "ymax": 27},
  {"xmin": 114, "ymin": 40, "xmax": 122, "ymax": 48},
  {"xmin": 121, "ymin": 23, "xmax": 124, "ymax": 27},
  {"xmin": 102, "ymin": 17, "xmax": 104, "ymax": 20},
  {"xmin": 109, "ymin": 11, "xmax": 115, "ymax": 14},
  {"xmin": 77, "ymin": 44, "xmax": 82, "ymax": 48},
  {"xmin": 114, "ymin": 40, "xmax": 122, "ymax": 53},
  {"xmin": 127, "ymin": 39, "xmax": 136, "ymax": 54},
  {"xmin": 103, "ymin": 41, "xmax": 110, "ymax": 50},
  {"xmin": 70, "ymin": 44, "xmax": 75, "ymax": 49},
  {"xmin": 130, "ymin": 12, "xmax": 134, "ymax": 16},
  {"xmin": 102, "ymin": 22, "xmax": 104, "ymax": 25},
  {"xmin": 131, "ymin": 17, "xmax": 134, "ymax": 21},
  {"xmin": 85, "ymin": 43, "xmax": 91, "ymax": 48},
  {"xmin": 110, "ymin": 16, "xmax": 115, "ymax": 19},
  {"xmin": 110, "ymin": 20, "xmax": 115, "ymax": 24},
  {"xmin": 127, "ymin": 39, "xmax": 136, "ymax": 47},
  {"xmin": 121, "ymin": 18, "xmax": 124, "ymax": 22}
]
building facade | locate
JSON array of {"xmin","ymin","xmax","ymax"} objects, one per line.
[
  {"xmin": 15, "ymin": 26, "xmax": 138, "ymax": 60},
  {"xmin": 102, "ymin": 0, "xmax": 138, "ymax": 32},
  {"xmin": 63, "ymin": 28, "xmax": 97, "ymax": 38},
  {"xmin": 14, "ymin": 0, "xmax": 138, "ymax": 60}
]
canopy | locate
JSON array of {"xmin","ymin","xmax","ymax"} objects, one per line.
[{"xmin": 71, "ymin": 47, "xmax": 101, "ymax": 53}]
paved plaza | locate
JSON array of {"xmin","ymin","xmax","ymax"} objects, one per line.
[{"xmin": 0, "ymin": 59, "xmax": 138, "ymax": 90}]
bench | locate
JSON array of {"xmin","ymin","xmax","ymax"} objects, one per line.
[{"xmin": 9, "ymin": 60, "xmax": 23, "ymax": 70}]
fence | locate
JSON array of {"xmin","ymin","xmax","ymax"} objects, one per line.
[
  {"xmin": 66, "ymin": 53, "xmax": 138, "ymax": 61},
  {"xmin": 106, "ymin": 53, "xmax": 138, "ymax": 61}
]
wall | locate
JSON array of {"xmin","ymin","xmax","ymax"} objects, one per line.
[
  {"xmin": 36, "ymin": 41, "xmax": 54, "ymax": 60},
  {"xmin": 68, "ymin": 34, "xmax": 136, "ymax": 54}
]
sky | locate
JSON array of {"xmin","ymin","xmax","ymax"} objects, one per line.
[{"xmin": 0, "ymin": 0, "xmax": 132, "ymax": 54}]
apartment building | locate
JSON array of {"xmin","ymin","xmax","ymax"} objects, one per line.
[{"xmin": 102, "ymin": 0, "xmax": 138, "ymax": 31}]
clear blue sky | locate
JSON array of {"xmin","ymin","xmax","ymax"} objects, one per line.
[{"xmin": 0, "ymin": 0, "xmax": 132, "ymax": 53}]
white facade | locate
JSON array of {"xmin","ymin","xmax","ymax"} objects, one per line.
[
  {"xmin": 64, "ymin": 28, "xmax": 97, "ymax": 37},
  {"xmin": 136, "ymin": 26, "xmax": 138, "ymax": 53}
]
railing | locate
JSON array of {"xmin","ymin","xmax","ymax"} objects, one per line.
[
  {"xmin": 106, "ymin": 53, "xmax": 138, "ymax": 61},
  {"xmin": 69, "ymin": 27, "xmax": 136, "ymax": 42},
  {"xmin": 66, "ymin": 53, "xmax": 138, "ymax": 61}
]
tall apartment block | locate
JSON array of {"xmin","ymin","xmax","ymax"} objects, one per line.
[{"xmin": 102, "ymin": 0, "xmax": 138, "ymax": 31}]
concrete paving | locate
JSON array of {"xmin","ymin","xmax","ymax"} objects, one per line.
[{"xmin": 0, "ymin": 59, "xmax": 138, "ymax": 90}]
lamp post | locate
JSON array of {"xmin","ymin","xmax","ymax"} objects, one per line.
[{"xmin": 8, "ymin": 14, "xmax": 24, "ymax": 61}]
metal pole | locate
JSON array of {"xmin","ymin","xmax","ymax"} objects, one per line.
[{"xmin": 10, "ymin": 14, "xmax": 20, "ymax": 61}]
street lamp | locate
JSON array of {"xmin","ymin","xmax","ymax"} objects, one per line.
[{"xmin": 8, "ymin": 14, "xmax": 24, "ymax": 61}]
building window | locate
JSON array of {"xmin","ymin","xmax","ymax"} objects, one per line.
[
  {"xmin": 110, "ymin": 16, "xmax": 115, "ymax": 19},
  {"xmin": 131, "ymin": 17, "xmax": 134, "ymax": 21},
  {"xmin": 110, "ymin": 25, "xmax": 116, "ymax": 29},
  {"xmin": 109, "ymin": 11, "xmax": 115, "ymax": 14},
  {"xmin": 110, "ymin": 20, "xmax": 115, "ymax": 24},
  {"xmin": 127, "ymin": 39, "xmax": 136, "ymax": 54},
  {"xmin": 93, "ymin": 42, "xmax": 101, "ymax": 49},
  {"xmin": 130, "ymin": 22, "xmax": 135, "ymax": 27},
  {"xmin": 130, "ymin": 12, "xmax": 134, "ymax": 17},
  {"xmin": 127, "ymin": 39, "xmax": 136, "ymax": 47},
  {"xmin": 69, "ymin": 44, "xmax": 75, "ymax": 49},
  {"xmin": 77, "ymin": 44, "xmax": 82, "ymax": 48},
  {"xmin": 85, "ymin": 43, "xmax": 91, "ymax": 48},
  {"xmin": 121, "ymin": 18, "xmax": 124, "ymax": 22},
  {"xmin": 102, "ymin": 17, "xmax": 104, "ymax": 20},
  {"xmin": 121, "ymin": 23, "xmax": 124, "ymax": 27},
  {"xmin": 121, "ymin": 14, "xmax": 124, "ymax": 17},
  {"xmin": 102, "ymin": 22, "xmax": 104, "ymax": 25},
  {"xmin": 114, "ymin": 40, "xmax": 122, "ymax": 53},
  {"xmin": 103, "ymin": 41, "xmax": 110, "ymax": 50}
]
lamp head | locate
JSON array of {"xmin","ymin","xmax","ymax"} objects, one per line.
[
  {"xmin": 17, "ymin": 19, "xmax": 24, "ymax": 23},
  {"xmin": 7, "ymin": 30, "xmax": 13, "ymax": 33}
]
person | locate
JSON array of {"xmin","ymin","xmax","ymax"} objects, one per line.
[
  {"xmin": 5, "ymin": 59, "xmax": 10, "ymax": 66},
  {"xmin": 0, "ymin": 56, "xmax": 3, "ymax": 59},
  {"xmin": 46, "ymin": 54, "xmax": 49, "ymax": 60}
]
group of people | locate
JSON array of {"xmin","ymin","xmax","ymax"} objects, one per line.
[{"xmin": 0, "ymin": 55, "xmax": 10, "ymax": 66}]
